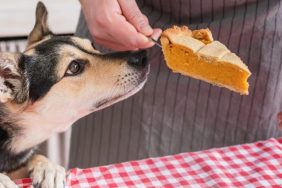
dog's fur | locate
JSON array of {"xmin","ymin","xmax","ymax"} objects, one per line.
[{"xmin": 0, "ymin": 2, "xmax": 149, "ymax": 187}]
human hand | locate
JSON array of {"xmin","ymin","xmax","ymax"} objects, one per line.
[
  {"xmin": 80, "ymin": 0, "xmax": 162, "ymax": 51},
  {"xmin": 278, "ymin": 112, "xmax": 282, "ymax": 128}
]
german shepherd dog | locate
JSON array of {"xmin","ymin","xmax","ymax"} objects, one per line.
[{"xmin": 0, "ymin": 2, "xmax": 149, "ymax": 187}]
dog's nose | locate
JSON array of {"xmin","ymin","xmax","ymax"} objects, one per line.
[{"xmin": 127, "ymin": 50, "xmax": 147, "ymax": 67}]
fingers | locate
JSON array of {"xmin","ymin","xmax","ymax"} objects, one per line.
[
  {"xmin": 94, "ymin": 28, "xmax": 141, "ymax": 51},
  {"xmin": 118, "ymin": 0, "xmax": 153, "ymax": 36},
  {"xmin": 151, "ymin": 28, "xmax": 163, "ymax": 40},
  {"xmin": 95, "ymin": 15, "xmax": 161, "ymax": 51},
  {"xmin": 95, "ymin": 37, "xmax": 137, "ymax": 51},
  {"xmin": 95, "ymin": 31, "xmax": 162, "ymax": 51},
  {"xmin": 110, "ymin": 15, "xmax": 152, "ymax": 49},
  {"xmin": 81, "ymin": 0, "xmax": 162, "ymax": 50},
  {"xmin": 95, "ymin": 28, "xmax": 162, "ymax": 51}
]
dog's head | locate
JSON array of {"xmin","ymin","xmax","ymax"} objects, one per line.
[{"xmin": 0, "ymin": 2, "xmax": 149, "ymax": 131}]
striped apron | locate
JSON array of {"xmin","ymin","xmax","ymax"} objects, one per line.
[{"xmin": 69, "ymin": 0, "xmax": 282, "ymax": 168}]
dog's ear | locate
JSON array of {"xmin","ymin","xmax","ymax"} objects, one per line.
[
  {"xmin": 27, "ymin": 1, "xmax": 53, "ymax": 48},
  {"xmin": 0, "ymin": 53, "xmax": 28, "ymax": 104}
]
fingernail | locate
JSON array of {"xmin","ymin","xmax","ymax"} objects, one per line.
[
  {"xmin": 140, "ymin": 34, "xmax": 151, "ymax": 42},
  {"xmin": 151, "ymin": 35, "xmax": 159, "ymax": 41},
  {"xmin": 151, "ymin": 29, "xmax": 163, "ymax": 41},
  {"xmin": 141, "ymin": 25, "xmax": 153, "ymax": 35}
]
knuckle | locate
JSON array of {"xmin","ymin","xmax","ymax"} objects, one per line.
[
  {"xmin": 128, "ymin": 12, "xmax": 138, "ymax": 21},
  {"xmin": 138, "ymin": 19, "xmax": 147, "ymax": 29},
  {"xmin": 90, "ymin": 29, "xmax": 99, "ymax": 38},
  {"xmin": 127, "ymin": 36, "xmax": 139, "ymax": 48},
  {"xmin": 95, "ymin": 14, "xmax": 106, "ymax": 26},
  {"xmin": 96, "ymin": 12, "xmax": 113, "ymax": 27},
  {"xmin": 142, "ymin": 14, "xmax": 149, "ymax": 24},
  {"xmin": 128, "ymin": 10, "xmax": 143, "ymax": 23}
]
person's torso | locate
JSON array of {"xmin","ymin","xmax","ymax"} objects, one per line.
[{"xmin": 70, "ymin": 0, "xmax": 282, "ymax": 168}]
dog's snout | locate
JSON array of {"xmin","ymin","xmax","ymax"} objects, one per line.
[{"xmin": 127, "ymin": 50, "xmax": 147, "ymax": 67}]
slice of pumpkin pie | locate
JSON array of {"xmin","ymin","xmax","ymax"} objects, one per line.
[{"xmin": 160, "ymin": 26, "xmax": 251, "ymax": 95}]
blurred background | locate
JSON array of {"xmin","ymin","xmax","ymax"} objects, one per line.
[
  {"xmin": 0, "ymin": 0, "xmax": 81, "ymax": 168},
  {"xmin": 0, "ymin": 0, "xmax": 80, "ymax": 37}
]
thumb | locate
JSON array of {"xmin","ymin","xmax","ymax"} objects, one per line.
[{"xmin": 118, "ymin": 0, "xmax": 153, "ymax": 36}]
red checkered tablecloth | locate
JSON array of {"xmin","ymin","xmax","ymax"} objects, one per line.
[{"xmin": 16, "ymin": 138, "xmax": 282, "ymax": 187}]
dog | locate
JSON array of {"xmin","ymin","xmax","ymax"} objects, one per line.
[{"xmin": 0, "ymin": 2, "xmax": 149, "ymax": 187}]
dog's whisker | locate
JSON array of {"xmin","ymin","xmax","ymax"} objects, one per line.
[
  {"xmin": 108, "ymin": 75, "xmax": 121, "ymax": 78},
  {"xmin": 106, "ymin": 83, "xmax": 120, "ymax": 99},
  {"xmin": 0, "ymin": 1, "xmax": 149, "ymax": 187}
]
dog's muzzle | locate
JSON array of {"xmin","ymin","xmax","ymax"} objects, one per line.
[
  {"xmin": 101, "ymin": 50, "xmax": 148, "ymax": 68},
  {"xmin": 127, "ymin": 50, "xmax": 148, "ymax": 68}
]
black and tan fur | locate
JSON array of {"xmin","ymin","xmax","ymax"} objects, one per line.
[{"xmin": 0, "ymin": 2, "xmax": 149, "ymax": 187}]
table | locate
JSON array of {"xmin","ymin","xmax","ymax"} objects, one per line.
[{"xmin": 16, "ymin": 138, "xmax": 282, "ymax": 188}]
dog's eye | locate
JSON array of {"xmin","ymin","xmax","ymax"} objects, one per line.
[{"xmin": 65, "ymin": 60, "xmax": 86, "ymax": 76}]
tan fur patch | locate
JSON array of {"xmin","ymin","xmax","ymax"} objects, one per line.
[
  {"xmin": 10, "ymin": 37, "xmax": 149, "ymax": 153},
  {"xmin": 0, "ymin": 53, "xmax": 28, "ymax": 103}
]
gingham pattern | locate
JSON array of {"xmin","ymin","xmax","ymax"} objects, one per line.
[{"xmin": 16, "ymin": 138, "xmax": 282, "ymax": 188}]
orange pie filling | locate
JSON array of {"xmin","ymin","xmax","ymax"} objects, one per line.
[{"xmin": 160, "ymin": 26, "xmax": 251, "ymax": 95}]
